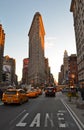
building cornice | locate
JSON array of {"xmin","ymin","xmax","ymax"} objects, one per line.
[{"xmin": 70, "ymin": 0, "xmax": 75, "ymax": 12}]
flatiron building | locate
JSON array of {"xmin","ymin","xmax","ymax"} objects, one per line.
[{"xmin": 28, "ymin": 12, "xmax": 46, "ymax": 86}]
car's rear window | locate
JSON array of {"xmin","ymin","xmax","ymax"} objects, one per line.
[
  {"xmin": 5, "ymin": 91, "xmax": 17, "ymax": 95},
  {"xmin": 47, "ymin": 87, "xmax": 54, "ymax": 90}
]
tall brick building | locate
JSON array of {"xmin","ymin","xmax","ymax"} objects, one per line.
[
  {"xmin": 22, "ymin": 58, "xmax": 29, "ymax": 84},
  {"xmin": 0, "ymin": 24, "xmax": 5, "ymax": 83},
  {"xmin": 27, "ymin": 12, "xmax": 46, "ymax": 86},
  {"xmin": 63, "ymin": 50, "xmax": 69, "ymax": 83},
  {"xmin": 3, "ymin": 55, "xmax": 16, "ymax": 85},
  {"xmin": 70, "ymin": 0, "xmax": 84, "ymax": 86},
  {"xmin": 58, "ymin": 52, "xmax": 78, "ymax": 86},
  {"xmin": 68, "ymin": 54, "xmax": 78, "ymax": 86}
]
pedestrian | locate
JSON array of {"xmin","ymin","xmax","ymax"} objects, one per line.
[{"xmin": 80, "ymin": 85, "xmax": 84, "ymax": 100}]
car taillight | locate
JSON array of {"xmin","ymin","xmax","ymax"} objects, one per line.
[
  {"xmin": 45, "ymin": 90, "xmax": 48, "ymax": 93},
  {"xmin": 2, "ymin": 93, "xmax": 5, "ymax": 97},
  {"xmin": 53, "ymin": 90, "xmax": 55, "ymax": 92},
  {"xmin": 16, "ymin": 93, "xmax": 19, "ymax": 97}
]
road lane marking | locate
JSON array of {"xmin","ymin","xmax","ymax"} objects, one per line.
[
  {"xmin": 59, "ymin": 123, "xmax": 67, "ymax": 128},
  {"xmin": 44, "ymin": 113, "xmax": 54, "ymax": 127},
  {"xmin": 58, "ymin": 110, "xmax": 66, "ymax": 113},
  {"xmin": 58, "ymin": 117, "xmax": 64, "ymax": 120},
  {"xmin": 61, "ymin": 99, "xmax": 84, "ymax": 130},
  {"xmin": 10, "ymin": 109, "xmax": 26, "ymax": 125},
  {"xmin": 14, "ymin": 111, "xmax": 75, "ymax": 128},
  {"xmin": 57, "ymin": 110, "xmax": 68, "ymax": 128},
  {"xmin": 57, "ymin": 113, "xmax": 64, "ymax": 116},
  {"xmin": 16, "ymin": 113, "xmax": 29, "ymax": 127},
  {"xmin": 29, "ymin": 113, "xmax": 41, "ymax": 127}
]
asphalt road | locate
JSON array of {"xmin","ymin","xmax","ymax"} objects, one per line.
[{"xmin": 0, "ymin": 92, "xmax": 83, "ymax": 130}]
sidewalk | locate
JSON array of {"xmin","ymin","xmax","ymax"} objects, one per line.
[
  {"xmin": 63, "ymin": 92, "xmax": 84, "ymax": 125},
  {"xmin": 0, "ymin": 99, "xmax": 3, "ymax": 105}
]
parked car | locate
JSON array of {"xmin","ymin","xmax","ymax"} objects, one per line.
[
  {"xmin": 2, "ymin": 88, "xmax": 28, "ymax": 104},
  {"xmin": 45, "ymin": 87, "xmax": 56, "ymax": 97}
]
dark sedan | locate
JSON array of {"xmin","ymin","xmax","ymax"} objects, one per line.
[{"xmin": 45, "ymin": 87, "xmax": 56, "ymax": 97}]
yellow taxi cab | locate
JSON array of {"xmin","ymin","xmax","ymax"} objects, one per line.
[
  {"xmin": 2, "ymin": 88, "xmax": 28, "ymax": 104},
  {"xmin": 26, "ymin": 89, "xmax": 38, "ymax": 98},
  {"xmin": 36, "ymin": 88, "xmax": 42, "ymax": 95}
]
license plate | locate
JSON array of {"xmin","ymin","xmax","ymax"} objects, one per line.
[
  {"xmin": 49, "ymin": 90, "xmax": 52, "ymax": 92},
  {"xmin": 7, "ymin": 98, "xmax": 13, "ymax": 103}
]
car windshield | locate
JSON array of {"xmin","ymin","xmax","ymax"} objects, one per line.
[{"xmin": 47, "ymin": 87, "xmax": 54, "ymax": 90}]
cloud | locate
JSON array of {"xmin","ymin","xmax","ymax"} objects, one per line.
[{"xmin": 45, "ymin": 37, "xmax": 57, "ymax": 48}]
